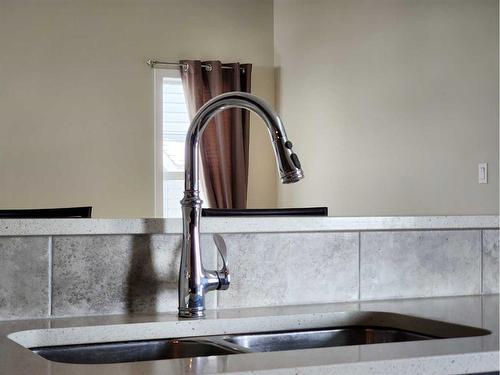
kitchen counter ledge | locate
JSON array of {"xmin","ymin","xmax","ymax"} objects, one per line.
[{"xmin": 0, "ymin": 215, "xmax": 498, "ymax": 236}]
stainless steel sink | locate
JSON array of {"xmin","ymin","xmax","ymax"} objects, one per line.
[
  {"xmin": 29, "ymin": 325, "xmax": 486, "ymax": 365},
  {"xmin": 31, "ymin": 326, "xmax": 432, "ymax": 364},
  {"xmin": 24, "ymin": 311, "xmax": 491, "ymax": 365}
]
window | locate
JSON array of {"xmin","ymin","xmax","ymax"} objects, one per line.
[{"xmin": 154, "ymin": 68, "xmax": 190, "ymax": 218}]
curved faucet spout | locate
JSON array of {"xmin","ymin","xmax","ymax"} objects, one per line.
[
  {"xmin": 178, "ymin": 91, "xmax": 304, "ymax": 319},
  {"xmin": 184, "ymin": 91, "xmax": 304, "ymax": 192}
]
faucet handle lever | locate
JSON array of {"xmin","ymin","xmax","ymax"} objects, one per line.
[{"xmin": 213, "ymin": 234, "xmax": 230, "ymax": 290}]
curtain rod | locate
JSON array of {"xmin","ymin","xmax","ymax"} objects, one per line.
[{"xmin": 146, "ymin": 59, "xmax": 245, "ymax": 71}]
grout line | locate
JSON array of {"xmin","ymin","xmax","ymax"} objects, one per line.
[
  {"xmin": 358, "ymin": 231, "xmax": 361, "ymax": 301},
  {"xmin": 480, "ymin": 230, "xmax": 483, "ymax": 295},
  {"xmin": 480, "ymin": 292, "xmax": 484, "ymax": 330},
  {"xmin": 47, "ymin": 236, "xmax": 53, "ymax": 316}
]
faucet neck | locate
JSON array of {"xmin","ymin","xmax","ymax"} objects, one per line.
[{"xmin": 183, "ymin": 92, "xmax": 285, "ymax": 193}]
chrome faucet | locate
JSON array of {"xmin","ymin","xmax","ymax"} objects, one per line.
[{"xmin": 178, "ymin": 92, "xmax": 304, "ymax": 318}]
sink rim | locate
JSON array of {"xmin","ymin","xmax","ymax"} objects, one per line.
[
  {"xmin": 25, "ymin": 325, "xmax": 442, "ymax": 364},
  {"xmin": 9, "ymin": 310, "xmax": 491, "ymax": 362},
  {"xmin": 26, "ymin": 322, "xmax": 492, "ymax": 364}
]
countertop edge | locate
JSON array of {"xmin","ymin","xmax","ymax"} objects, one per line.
[
  {"xmin": 0, "ymin": 215, "xmax": 498, "ymax": 236},
  {"xmin": 223, "ymin": 351, "xmax": 500, "ymax": 375}
]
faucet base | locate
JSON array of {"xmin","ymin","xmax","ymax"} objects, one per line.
[{"xmin": 178, "ymin": 307, "xmax": 205, "ymax": 319}]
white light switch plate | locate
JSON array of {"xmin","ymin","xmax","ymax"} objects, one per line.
[{"xmin": 478, "ymin": 163, "xmax": 488, "ymax": 184}]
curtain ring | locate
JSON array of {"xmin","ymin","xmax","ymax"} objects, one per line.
[
  {"xmin": 204, "ymin": 64, "xmax": 213, "ymax": 72},
  {"xmin": 182, "ymin": 64, "xmax": 189, "ymax": 72}
]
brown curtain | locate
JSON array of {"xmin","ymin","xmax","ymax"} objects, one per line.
[{"xmin": 180, "ymin": 60, "xmax": 252, "ymax": 209}]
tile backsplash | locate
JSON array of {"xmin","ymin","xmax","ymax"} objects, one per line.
[
  {"xmin": 0, "ymin": 229, "xmax": 498, "ymax": 320},
  {"xmin": 360, "ymin": 230, "xmax": 481, "ymax": 299},
  {"xmin": 483, "ymin": 230, "xmax": 500, "ymax": 294},
  {"xmin": 0, "ymin": 237, "xmax": 49, "ymax": 319},
  {"xmin": 54, "ymin": 235, "xmax": 178, "ymax": 316},
  {"xmin": 218, "ymin": 232, "xmax": 359, "ymax": 309}
]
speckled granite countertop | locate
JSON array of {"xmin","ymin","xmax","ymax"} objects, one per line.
[
  {"xmin": 0, "ymin": 295, "xmax": 498, "ymax": 375},
  {"xmin": 0, "ymin": 215, "xmax": 498, "ymax": 236}
]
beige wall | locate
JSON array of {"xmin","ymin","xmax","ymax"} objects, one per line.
[
  {"xmin": 0, "ymin": 0, "xmax": 277, "ymax": 218},
  {"xmin": 2, "ymin": 0, "xmax": 498, "ymax": 218},
  {"xmin": 274, "ymin": 0, "xmax": 499, "ymax": 215}
]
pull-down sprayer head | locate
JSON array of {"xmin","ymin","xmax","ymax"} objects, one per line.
[{"xmin": 272, "ymin": 131, "xmax": 304, "ymax": 184}]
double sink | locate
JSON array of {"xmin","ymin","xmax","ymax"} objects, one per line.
[
  {"xmin": 32, "ymin": 326, "xmax": 438, "ymax": 364},
  {"xmin": 20, "ymin": 311, "xmax": 490, "ymax": 365}
]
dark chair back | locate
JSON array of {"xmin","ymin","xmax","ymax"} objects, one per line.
[
  {"xmin": 202, "ymin": 207, "xmax": 328, "ymax": 217},
  {"xmin": 0, "ymin": 206, "xmax": 92, "ymax": 218}
]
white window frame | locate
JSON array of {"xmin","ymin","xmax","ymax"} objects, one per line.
[{"xmin": 154, "ymin": 67, "xmax": 187, "ymax": 218}]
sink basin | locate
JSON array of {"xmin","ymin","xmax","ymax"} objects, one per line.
[
  {"xmin": 221, "ymin": 326, "xmax": 436, "ymax": 352},
  {"xmin": 32, "ymin": 339, "xmax": 241, "ymax": 364},
  {"xmin": 16, "ymin": 311, "xmax": 489, "ymax": 365}
]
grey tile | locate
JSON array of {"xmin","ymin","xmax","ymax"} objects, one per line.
[
  {"xmin": 52, "ymin": 234, "xmax": 216, "ymax": 316},
  {"xmin": 482, "ymin": 294, "xmax": 499, "ymax": 351},
  {"xmin": 0, "ymin": 237, "xmax": 49, "ymax": 319},
  {"xmin": 482, "ymin": 230, "xmax": 499, "ymax": 294},
  {"xmin": 217, "ymin": 232, "xmax": 359, "ymax": 309},
  {"xmin": 360, "ymin": 230, "xmax": 481, "ymax": 300}
]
